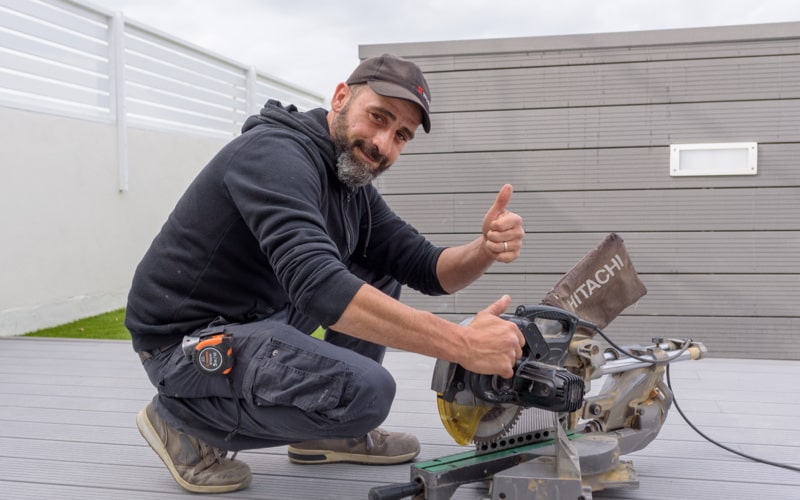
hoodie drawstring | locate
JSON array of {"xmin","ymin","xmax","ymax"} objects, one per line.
[{"xmin": 362, "ymin": 194, "xmax": 372, "ymax": 258}]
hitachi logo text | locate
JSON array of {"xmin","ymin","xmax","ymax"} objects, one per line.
[{"xmin": 568, "ymin": 254, "xmax": 625, "ymax": 309}]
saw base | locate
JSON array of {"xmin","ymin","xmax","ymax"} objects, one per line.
[
  {"xmin": 489, "ymin": 432, "xmax": 637, "ymax": 500},
  {"xmin": 406, "ymin": 432, "xmax": 638, "ymax": 500}
]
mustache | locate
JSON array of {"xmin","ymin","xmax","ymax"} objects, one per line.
[{"xmin": 353, "ymin": 139, "xmax": 389, "ymax": 171}]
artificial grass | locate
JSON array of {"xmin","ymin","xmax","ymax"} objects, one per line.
[
  {"xmin": 24, "ymin": 308, "xmax": 130, "ymax": 340},
  {"xmin": 23, "ymin": 308, "xmax": 326, "ymax": 340}
]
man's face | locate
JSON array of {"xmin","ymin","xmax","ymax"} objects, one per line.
[{"xmin": 330, "ymin": 85, "xmax": 422, "ymax": 189}]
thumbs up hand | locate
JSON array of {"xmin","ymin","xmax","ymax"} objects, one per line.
[{"xmin": 482, "ymin": 184, "xmax": 525, "ymax": 263}]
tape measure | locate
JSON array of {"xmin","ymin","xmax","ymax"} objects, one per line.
[{"xmin": 182, "ymin": 330, "xmax": 234, "ymax": 376}]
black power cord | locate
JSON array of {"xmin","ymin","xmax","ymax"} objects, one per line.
[
  {"xmin": 666, "ymin": 364, "xmax": 800, "ymax": 474},
  {"xmin": 587, "ymin": 322, "xmax": 799, "ymax": 474}
]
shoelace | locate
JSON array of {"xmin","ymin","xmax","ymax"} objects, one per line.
[
  {"xmin": 195, "ymin": 442, "xmax": 237, "ymax": 473},
  {"xmin": 363, "ymin": 428, "xmax": 392, "ymax": 452},
  {"xmin": 341, "ymin": 429, "xmax": 394, "ymax": 454},
  {"xmin": 364, "ymin": 432, "xmax": 375, "ymax": 452},
  {"xmin": 216, "ymin": 448, "xmax": 239, "ymax": 461}
]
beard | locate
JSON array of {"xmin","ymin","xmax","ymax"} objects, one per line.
[
  {"xmin": 331, "ymin": 104, "xmax": 391, "ymax": 189},
  {"xmin": 335, "ymin": 142, "xmax": 389, "ymax": 189}
]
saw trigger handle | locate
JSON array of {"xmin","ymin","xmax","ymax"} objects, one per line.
[{"xmin": 511, "ymin": 304, "xmax": 583, "ymax": 365}]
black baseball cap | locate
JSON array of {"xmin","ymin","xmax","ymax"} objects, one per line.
[{"xmin": 346, "ymin": 54, "xmax": 432, "ymax": 133}]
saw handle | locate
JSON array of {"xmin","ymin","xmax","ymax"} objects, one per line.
[{"xmin": 368, "ymin": 481, "xmax": 423, "ymax": 500}]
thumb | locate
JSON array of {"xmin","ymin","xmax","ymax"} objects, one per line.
[
  {"xmin": 487, "ymin": 184, "xmax": 513, "ymax": 219},
  {"xmin": 483, "ymin": 294, "xmax": 511, "ymax": 317}
]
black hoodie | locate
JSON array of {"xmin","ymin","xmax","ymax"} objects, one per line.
[{"xmin": 125, "ymin": 101, "xmax": 446, "ymax": 352}]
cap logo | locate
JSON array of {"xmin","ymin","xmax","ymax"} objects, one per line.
[{"xmin": 417, "ymin": 85, "xmax": 430, "ymax": 107}]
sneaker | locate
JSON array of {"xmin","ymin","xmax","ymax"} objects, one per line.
[
  {"xmin": 136, "ymin": 403, "xmax": 252, "ymax": 493},
  {"xmin": 287, "ymin": 428, "xmax": 420, "ymax": 465}
]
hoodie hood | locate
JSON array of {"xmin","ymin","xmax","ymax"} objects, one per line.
[{"xmin": 243, "ymin": 100, "xmax": 335, "ymax": 167}]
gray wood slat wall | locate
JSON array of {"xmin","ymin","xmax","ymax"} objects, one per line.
[{"xmin": 362, "ymin": 22, "xmax": 800, "ymax": 360}]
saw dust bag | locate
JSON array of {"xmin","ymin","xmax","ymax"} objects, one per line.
[{"xmin": 541, "ymin": 233, "xmax": 646, "ymax": 329}]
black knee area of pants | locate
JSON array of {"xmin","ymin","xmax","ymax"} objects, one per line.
[{"xmin": 347, "ymin": 361, "xmax": 397, "ymax": 435}]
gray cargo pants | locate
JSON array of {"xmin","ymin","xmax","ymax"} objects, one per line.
[{"xmin": 139, "ymin": 272, "xmax": 400, "ymax": 452}]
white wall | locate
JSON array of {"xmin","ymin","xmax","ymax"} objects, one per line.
[
  {"xmin": 0, "ymin": 0, "xmax": 323, "ymax": 335},
  {"xmin": 0, "ymin": 106, "xmax": 226, "ymax": 335}
]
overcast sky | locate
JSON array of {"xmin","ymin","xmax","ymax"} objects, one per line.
[{"xmin": 86, "ymin": 0, "xmax": 800, "ymax": 101}]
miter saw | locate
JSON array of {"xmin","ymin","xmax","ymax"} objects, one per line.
[{"xmin": 369, "ymin": 234, "xmax": 707, "ymax": 500}]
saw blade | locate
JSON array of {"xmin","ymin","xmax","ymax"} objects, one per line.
[
  {"xmin": 437, "ymin": 394, "xmax": 523, "ymax": 445},
  {"xmin": 434, "ymin": 355, "xmax": 524, "ymax": 445},
  {"xmin": 472, "ymin": 402, "xmax": 523, "ymax": 445},
  {"xmin": 436, "ymin": 395, "xmax": 491, "ymax": 445}
]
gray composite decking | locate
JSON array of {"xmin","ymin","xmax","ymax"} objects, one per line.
[{"xmin": 0, "ymin": 336, "xmax": 798, "ymax": 499}]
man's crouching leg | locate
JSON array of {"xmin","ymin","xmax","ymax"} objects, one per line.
[
  {"xmin": 286, "ymin": 264, "xmax": 420, "ymax": 465},
  {"xmin": 286, "ymin": 357, "xmax": 420, "ymax": 465},
  {"xmin": 136, "ymin": 318, "xmax": 417, "ymax": 493}
]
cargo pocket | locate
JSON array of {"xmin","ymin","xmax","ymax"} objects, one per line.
[{"xmin": 244, "ymin": 337, "xmax": 347, "ymax": 413}]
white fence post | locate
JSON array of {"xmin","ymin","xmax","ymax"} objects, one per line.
[
  {"xmin": 246, "ymin": 66, "xmax": 258, "ymax": 118},
  {"xmin": 111, "ymin": 12, "xmax": 128, "ymax": 192}
]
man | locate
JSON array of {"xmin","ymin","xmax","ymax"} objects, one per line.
[{"xmin": 127, "ymin": 53, "xmax": 526, "ymax": 493}]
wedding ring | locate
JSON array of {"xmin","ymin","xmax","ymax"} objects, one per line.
[{"xmin": 503, "ymin": 241, "xmax": 508, "ymax": 252}]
